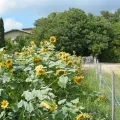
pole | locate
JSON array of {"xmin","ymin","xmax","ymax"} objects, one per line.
[
  {"xmin": 99, "ymin": 64, "xmax": 102, "ymax": 90},
  {"xmin": 112, "ymin": 71, "xmax": 115, "ymax": 120}
]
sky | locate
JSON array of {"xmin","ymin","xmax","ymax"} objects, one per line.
[{"xmin": 0, "ymin": 0, "xmax": 119, "ymax": 31}]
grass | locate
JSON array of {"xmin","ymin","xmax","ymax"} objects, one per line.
[{"xmin": 83, "ymin": 67, "xmax": 120, "ymax": 120}]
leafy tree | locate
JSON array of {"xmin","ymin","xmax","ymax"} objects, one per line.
[
  {"xmin": 0, "ymin": 18, "xmax": 5, "ymax": 48},
  {"xmin": 100, "ymin": 9, "xmax": 120, "ymax": 62},
  {"xmin": 33, "ymin": 8, "xmax": 113, "ymax": 57},
  {"xmin": 86, "ymin": 16, "xmax": 114, "ymax": 57},
  {"xmin": 14, "ymin": 35, "xmax": 31, "ymax": 51},
  {"xmin": 5, "ymin": 38, "xmax": 16, "ymax": 54}
]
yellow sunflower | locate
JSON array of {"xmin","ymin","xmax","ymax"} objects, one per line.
[
  {"xmin": 5, "ymin": 59, "xmax": 12, "ymax": 68},
  {"xmin": 50, "ymin": 36, "xmax": 56, "ymax": 43},
  {"xmin": 30, "ymin": 41, "xmax": 35, "ymax": 47},
  {"xmin": 76, "ymin": 113, "xmax": 90, "ymax": 120},
  {"xmin": 76, "ymin": 113, "xmax": 84, "ymax": 120},
  {"xmin": 66, "ymin": 61, "xmax": 72, "ymax": 66},
  {"xmin": 97, "ymin": 95, "xmax": 105, "ymax": 102},
  {"xmin": 35, "ymin": 65, "xmax": 43, "ymax": 71},
  {"xmin": 44, "ymin": 40, "xmax": 48, "ymax": 44},
  {"xmin": 35, "ymin": 65, "xmax": 45, "ymax": 75},
  {"xmin": 33, "ymin": 57, "xmax": 40, "ymax": 63},
  {"xmin": 40, "ymin": 100, "xmax": 57, "ymax": 111},
  {"xmin": 74, "ymin": 76, "xmax": 84, "ymax": 84},
  {"xmin": 83, "ymin": 113, "xmax": 90, "ymax": 118},
  {"xmin": 41, "ymin": 48, "xmax": 47, "ymax": 52},
  {"xmin": 56, "ymin": 69, "xmax": 66, "ymax": 75},
  {"xmin": 37, "ymin": 69, "xmax": 46, "ymax": 75},
  {"xmin": 40, "ymin": 41, "xmax": 44, "ymax": 45},
  {"xmin": 1, "ymin": 100, "xmax": 9, "ymax": 109}
]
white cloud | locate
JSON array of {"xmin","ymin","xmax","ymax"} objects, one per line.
[
  {"xmin": 0, "ymin": 0, "xmax": 120, "ymax": 16},
  {"xmin": 0, "ymin": 0, "xmax": 49, "ymax": 15},
  {"xmin": 0, "ymin": 0, "xmax": 17, "ymax": 14},
  {"xmin": 4, "ymin": 18, "xmax": 23, "ymax": 31}
]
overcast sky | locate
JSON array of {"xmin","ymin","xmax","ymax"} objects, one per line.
[{"xmin": 0, "ymin": 0, "xmax": 119, "ymax": 31}]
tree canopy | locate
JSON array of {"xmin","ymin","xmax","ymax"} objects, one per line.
[{"xmin": 30, "ymin": 8, "xmax": 120, "ymax": 62}]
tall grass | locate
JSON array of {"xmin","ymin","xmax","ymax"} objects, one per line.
[{"xmin": 83, "ymin": 68, "xmax": 120, "ymax": 120}]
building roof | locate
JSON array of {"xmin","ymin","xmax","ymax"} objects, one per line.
[
  {"xmin": 22, "ymin": 28, "xmax": 33, "ymax": 30},
  {"xmin": 4, "ymin": 29, "xmax": 31, "ymax": 34}
]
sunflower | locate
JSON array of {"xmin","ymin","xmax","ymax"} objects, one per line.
[
  {"xmin": 40, "ymin": 100, "xmax": 57, "ymax": 111},
  {"xmin": 35, "ymin": 65, "xmax": 43, "ymax": 71},
  {"xmin": 66, "ymin": 61, "xmax": 72, "ymax": 66},
  {"xmin": 74, "ymin": 76, "xmax": 84, "ymax": 84},
  {"xmin": 5, "ymin": 59, "xmax": 12, "ymax": 68},
  {"xmin": 23, "ymin": 51, "xmax": 29, "ymax": 56},
  {"xmin": 83, "ymin": 113, "xmax": 90, "ymax": 118},
  {"xmin": 56, "ymin": 69, "xmax": 66, "ymax": 75},
  {"xmin": 33, "ymin": 57, "xmax": 40, "ymax": 63},
  {"xmin": 1, "ymin": 100, "xmax": 9, "ymax": 109},
  {"xmin": 40, "ymin": 41, "xmax": 44, "ymax": 45},
  {"xmin": 35, "ymin": 65, "xmax": 45, "ymax": 75},
  {"xmin": 37, "ymin": 69, "xmax": 46, "ymax": 75},
  {"xmin": 97, "ymin": 95, "xmax": 105, "ymax": 102},
  {"xmin": 59, "ymin": 52, "xmax": 66, "ymax": 57},
  {"xmin": 76, "ymin": 113, "xmax": 90, "ymax": 120},
  {"xmin": 30, "ymin": 41, "xmax": 35, "ymax": 47},
  {"xmin": 49, "ymin": 44, "xmax": 55, "ymax": 49},
  {"xmin": 44, "ymin": 40, "xmax": 48, "ymax": 44},
  {"xmin": 50, "ymin": 36, "xmax": 56, "ymax": 43},
  {"xmin": 76, "ymin": 113, "xmax": 84, "ymax": 120},
  {"xmin": 41, "ymin": 48, "xmax": 47, "ymax": 52}
]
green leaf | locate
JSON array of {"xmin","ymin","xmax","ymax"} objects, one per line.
[
  {"xmin": 58, "ymin": 76, "xmax": 68, "ymax": 88},
  {"xmin": 18, "ymin": 100, "xmax": 25, "ymax": 108},
  {"xmin": 71, "ymin": 98, "xmax": 79, "ymax": 104},
  {"xmin": 0, "ymin": 111, "xmax": 5, "ymax": 118},
  {"xmin": 24, "ymin": 66, "xmax": 31, "ymax": 71},
  {"xmin": 22, "ymin": 90, "xmax": 35, "ymax": 101},
  {"xmin": 25, "ymin": 102, "xmax": 34, "ymax": 113},
  {"xmin": 66, "ymin": 102, "xmax": 74, "ymax": 108},
  {"xmin": 58, "ymin": 99, "xmax": 66, "ymax": 105},
  {"xmin": 79, "ymin": 106, "xmax": 85, "ymax": 110},
  {"xmin": 3, "ymin": 73, "xmax": 11, "ymax": 83}
]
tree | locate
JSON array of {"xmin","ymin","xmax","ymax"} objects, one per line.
[
  {"xmin": 0, "ymin": 18, "xmax": 5, "ymax": 48},
  {"xmin": 86, "ymin": 16, "xmax": 114, "ymax": 57},
  {"xmin": 33, "ymin": 8, "xmax": 88, "ymax": 55},
  {"xmin": 14, "ymin": 35, "xmax": 31, "ymax": 51},
  {"xmin": 33, "ymin": 8, "xmax": 113, "ymax": 57},
  {"xmin": 5, "ymin": 38, "xmax": 16, "ymax": 53}
]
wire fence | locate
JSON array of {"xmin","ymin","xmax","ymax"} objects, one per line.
[{"xmin": 82, "ymin": 56, "xmax": 120, "ymax": 120}]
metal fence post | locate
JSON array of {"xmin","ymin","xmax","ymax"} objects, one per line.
[
  {"xmin": 112, "ymin": 71, "xmax": 115, "ymax": 120},
  {"xmin": 99, "ymin": 64, "xmax": 102, "ymax": 90}
]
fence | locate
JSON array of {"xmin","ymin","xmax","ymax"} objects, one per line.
[{"xmin": 82, "ymin": 56, "xmax": 120, "ymax": 120}]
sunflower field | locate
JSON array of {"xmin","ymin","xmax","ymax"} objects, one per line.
[{"xmin": 0, "ymin": 37, "xmax": 110, "ymax": 120}]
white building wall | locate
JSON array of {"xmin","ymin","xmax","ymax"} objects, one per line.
[{"xmin": 5, "ymin": 31, "xmax": 29, "ymax": 41}]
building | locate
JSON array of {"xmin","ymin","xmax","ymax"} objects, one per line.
[
  {"xmin": 4, "ymin": 28, "xmax": 33, "ymax": 41},
  {"xmin": 22, "ymin": 28, "xmax": 33, "ymax": 33}
]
